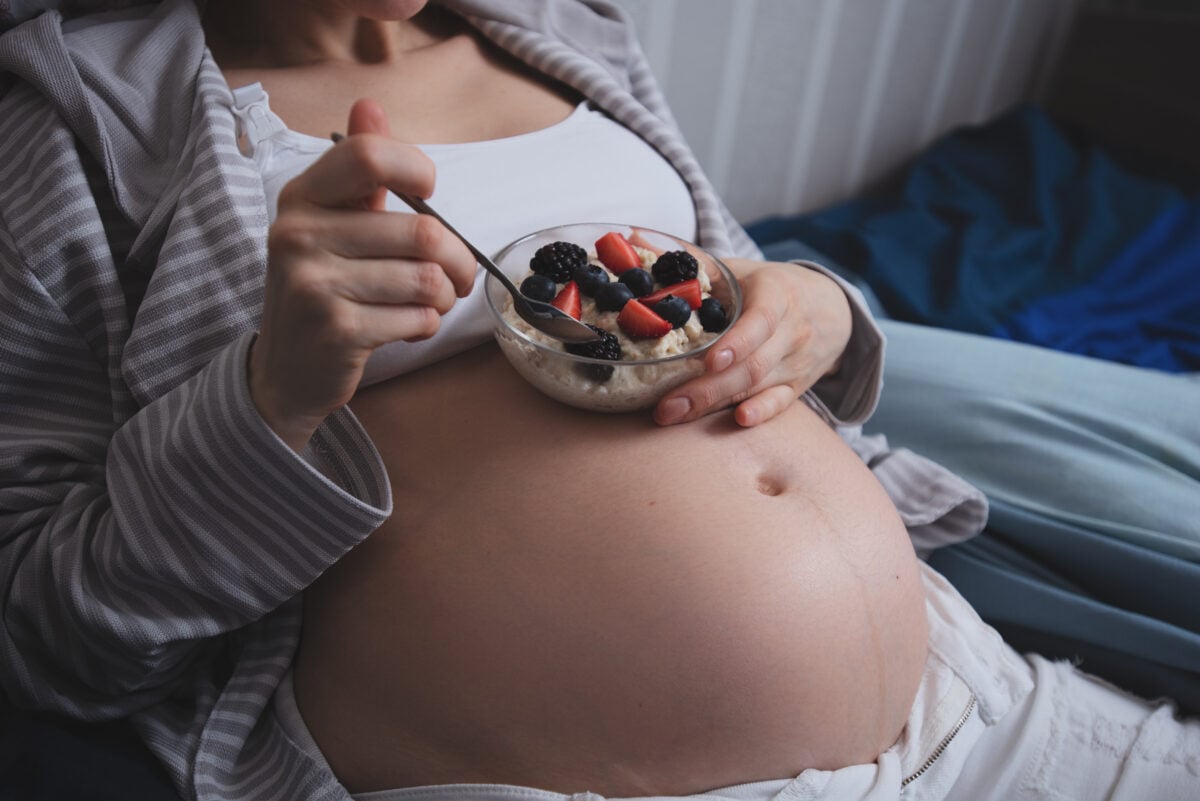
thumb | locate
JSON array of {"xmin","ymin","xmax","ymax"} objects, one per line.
[{"xmin": 347, "ymin": 98, "xmax": 392, "ymax": 211}]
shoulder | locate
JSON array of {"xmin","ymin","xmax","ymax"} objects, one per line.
[{"xmin": 443, "ymin": 0, "xmax": 641, "ymax": 77}]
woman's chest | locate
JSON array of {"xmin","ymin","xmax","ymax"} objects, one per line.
[{"xmin": 221, "ymin": 36, "xmax": 580, "ymax": 145}]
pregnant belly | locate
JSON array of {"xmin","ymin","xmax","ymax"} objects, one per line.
[{"xmin": 295, "ymin": 343, "xmax": 929, "ymax": 796}]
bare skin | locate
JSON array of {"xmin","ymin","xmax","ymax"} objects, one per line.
[
  {"xmin": 300, "ymin": 348, "xmax": 929, "ymax": 795},
  {"xmin": 202, "ymin": 0, "xmax": 928, "ymax": 795}
]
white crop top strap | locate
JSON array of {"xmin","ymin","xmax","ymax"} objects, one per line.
[
  {"xmin": 227, "ymin": 82, "xmax": 697, "ymax": 387},
  {"xmin": 230, "ymin": 83, "xmax": 289, "ymax": 156}
]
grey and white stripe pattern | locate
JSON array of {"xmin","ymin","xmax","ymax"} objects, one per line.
[{"xmin": 0, "ymin": 1, "xmax": 985, "ymax": 799}]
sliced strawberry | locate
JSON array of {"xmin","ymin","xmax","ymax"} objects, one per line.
[
  {"xmin": 617, "ymin": 298, "xmax": 672, "ymax": 339},
  {"xmin": 627, "ymin": 228, "xmax": 666, "ymax": 256},
  {"xmin": 639, "ymin": 278, "xmax": 702, "ymax": 310},
  {"xmin": 594, "ymin": 231, "xmax": 642, "ymax": 274},
  {"xmin": 551, "ymin": 281, "xmax": 582, "ymax": 320}
]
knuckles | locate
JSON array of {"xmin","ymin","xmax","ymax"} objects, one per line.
[
  {"xmin": 409, "ymin": 261, "xmax": 453, "ymax": 312},
  {"xmin": 319, "ymin": 305, "xmax": 363, "ymax": 348},
  {"xmin": 267, "ymin": 215, "xmax": 321, "ymax": 257},
  {"xmin": 343, "ymin": 135, "xmax": 436, "ymax": 197},
  {"xmin": 741, "ymin": 349, "xmax": 773, "ymax": 388},
  {"xmin": 407, "ymin": 213, "xmax": 444, "ymax": 259},
  {"xmin": 413, "ymin": 305, "xmax": 441, "ymax": 340}
]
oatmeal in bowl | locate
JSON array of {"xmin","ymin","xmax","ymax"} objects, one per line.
[{"xmin": 485, "ymin": 223, "xmax": 743, "ymax": 412}]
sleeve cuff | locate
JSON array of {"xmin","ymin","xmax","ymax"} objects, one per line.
[
  {"xmin": 791, "ymin": 259, "xmax": 885, "ymax": 425},
  {"xmin": 107, "ymin": 331, "xmax": 392, "ymax": 624}
]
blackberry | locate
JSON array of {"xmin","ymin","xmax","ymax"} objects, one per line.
[
  {"xmin": 572, "ymin": 263, "xmax": 610, "ymax": 297},
  {"xmin": 529, "ymin": 241, "xmax": 587, "ymax": 283},
  {"xmin": 698, "ymin": 297, "xmax": 728, "ymax": 332},
  {"xmin": 520, "ymin": 274, "xmax": 558, "ymax": 303},
  {"xmin": 654, "ymin": 295, "xmax": 692, "ymax": 329},
  {"xmin": 651, "ymin": 250, "xmax": 699, "ymax": 285},
  {"xmin": 594, "ymin": 281, "xmax": 635, "ymax": 312},
  {"xmin": 619, "ymin": 268, "xmax": 654, "ymax": 297},
  {"xmin": 566, "ymin": 324, "xmax": 622, "ymax": 382}
]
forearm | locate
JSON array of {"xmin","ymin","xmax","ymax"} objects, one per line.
[{"xmin": 1, "ymin": 331, "xmax": 390, "ymax": 711}]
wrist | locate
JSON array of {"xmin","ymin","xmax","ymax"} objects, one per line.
[
  {"xmin": 247, "ymin": 337, "xmax": 321, "ymax": 453},
  {"xmin": 806, "ymin": 268, "xmax": 853, "ymax": 379}
]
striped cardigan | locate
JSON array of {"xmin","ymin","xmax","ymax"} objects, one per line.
[{"xmin": 0, "ymin": 1, "xmax": 987, "ymax": 798}]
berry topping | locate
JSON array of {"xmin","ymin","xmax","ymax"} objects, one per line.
[
  {"xmin": 566, "ymin": 324, "xmax": 622, "ymax": 382},
  {"xmin": 618, "ymin": 268, "xmax": 654, "ymax": 297},
  {"xmin": 520, "ymin": 274, "xmax": 557, "ymax": 303},
  {"xmin": 565, "ymin": 324, "xmax": 622, "ymax": 361},
  {"xmin": 594, "ymin": 231, "xmax": 643, "ymax": 274},
  {"xmin": 572, "ymin": 263, "xmax": 611, "ymax": 297},
  {"xmin": 651, "ymin": 250, "xmax": 699, "ymax": 285},
  {"xmin": 618, "ymin": 298, "xmax": 673, "ymax": 339},
  {"xmin": 550, "ymin": 281, "xmax": 582, "ymax": 320},
  {"xmin": 530, "ymin": 241, "xmax": 587, "ymax": 282},
  {"xmin": 640, "ymin": 278, "xmax": 702, "ymax": 310},
  {"xmin": 594, "ymin": 281, "xmax": 635, "ymax": 312},
  {"xmin": 698, "ymin": 297, "xmax": 728, "ymax": 332},
  {"xmin": 627, "ymin": 229, "xmax": 666, "ymax": 256},
  {"xmin": 652, "ymin": 295, "xmax": 692, "ymax": 329}
]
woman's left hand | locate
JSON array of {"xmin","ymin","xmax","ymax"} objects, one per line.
[{"xmin": 653, "ymin": 259, "xmax": 852, "ymax": 427}]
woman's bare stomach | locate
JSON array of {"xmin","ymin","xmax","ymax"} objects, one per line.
[{"xmin": 295, "ymin": 343, "xmax": 929, "ymax": 796}]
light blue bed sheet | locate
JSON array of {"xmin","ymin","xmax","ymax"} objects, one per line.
[{"xmin": 868, "ymin": 319, "xmax": 1200, "ymax": 712}]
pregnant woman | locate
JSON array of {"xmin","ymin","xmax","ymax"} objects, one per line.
[{"xmin": 1, "ymin": 2, "xmax": 1195, "ymax": 801}]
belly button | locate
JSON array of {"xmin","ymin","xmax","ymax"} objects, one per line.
[{"xmin": 755, "ymin": 474, "xmax": 785, "ymax": 497}]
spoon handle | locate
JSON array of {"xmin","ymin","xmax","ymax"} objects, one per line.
[
  {"xmin": 328, "ymin": 132, "xmax": 599, "ymax": 344},
  {"xmin": 328, "ymin": 132, "xmax": 522, "ymax": 297},
  {"xmin": 393, "ymin": 192, "xmax": 522, "ymax": 297}
]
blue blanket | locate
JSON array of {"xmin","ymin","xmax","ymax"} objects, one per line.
[{"xmin": 748, "ymin": 106, "xmax": 1200, "ymax": 372}]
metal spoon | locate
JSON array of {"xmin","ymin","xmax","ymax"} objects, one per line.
[{"xmin": 331, "ymin": 133, "xmax": 601, "ymax": 344}]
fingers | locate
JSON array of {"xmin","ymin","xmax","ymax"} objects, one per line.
[
  {"xmin": 347, "ymin": 99, "xmax": 392, "ymax": 211},
  {"xmin": 285, "ymin": 131, "xmax": 436, "ymax": 210},
  {"xmin": 733, "ymin": 384, "xmax": 798, "ymax": 428},
  {"xmin": 703, "ymin": 301, "xmax": 780, "ymax": 374},
  {"xmin": 251, "ymin": 97, "xmax": 474, "ymax": 450},
  {"xmin": 330, "ymin": 258, "xmax": 470, "ymax": 312},
  {"xmin": 271, "ymin": 208, "xmax": 477, "ymax": 298},
  {"xmin": 654, "ymin": 265, "xmax": 833, "ymax": 427},
  {"xmin": 655, "ymin": 329, "xmax": 792, "ymax": 426},
  {"xmin": 348, "ymin": 98, "xmax": 391, "ymax": 138}
]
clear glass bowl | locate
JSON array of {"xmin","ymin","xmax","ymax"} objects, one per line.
[{"xmin": 485, "ymin": 223, "xmax": 743, "ymax": 413}]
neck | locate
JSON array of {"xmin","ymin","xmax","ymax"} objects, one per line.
[{"xmin": 202, "ymin": 1, "xmax": 456, "ymax": 69}]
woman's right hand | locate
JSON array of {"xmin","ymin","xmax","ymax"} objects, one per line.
[{"xmin": 249, "ymin": 99, "xmax": 476, "ymax": 452}]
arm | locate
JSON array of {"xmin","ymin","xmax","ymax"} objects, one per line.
[
  {"xmin": 0, "ymin": 263, "xmax": 390, "ymax": 715},
  {"xmin": 0, "ymin": 99, "xmax": 473, "ymax": 717}
]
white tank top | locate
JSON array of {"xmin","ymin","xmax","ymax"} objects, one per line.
[{"xmin": 229, "ymin": 83, "xmax": 697, "ymax": 386}]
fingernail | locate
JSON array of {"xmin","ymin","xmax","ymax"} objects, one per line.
[
  {"xmin": 712, "ymin": 349, "xmax": 734, "ymax": 372},
  {"xmin": 658, "ymin": 396, "xmax": 691, "ymax": 425}
]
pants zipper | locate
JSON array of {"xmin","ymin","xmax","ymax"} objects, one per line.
[{"xmin": 901, "ymin": 694, "xmax": 977, "ymax": 788}]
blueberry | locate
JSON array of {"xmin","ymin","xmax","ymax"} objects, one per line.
[
  {"xmin": 619, "ymin": 268, "xmax": 654, "ymax": 297},
  {"xmin": 520, "ymin": 274, "xmax": 558, "ymax": 303},
  {"xmin": 572, "ymin": 263, "xmax": 610, "ymax": 297},
  {"xmin": 698, "ymin": 297, "xmax": 728, "ymax": 332},
  {"xmin": 594, "ymin": 282, "xmax": 635, "ymax": 312},
  {"xmin": 654, "ymin": 295, "xmax": 692, "ymax": 329}
]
